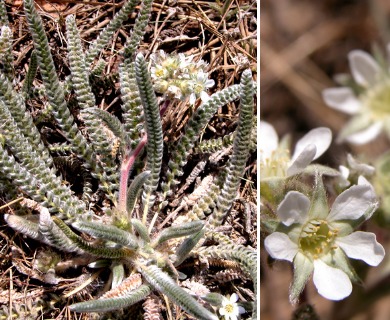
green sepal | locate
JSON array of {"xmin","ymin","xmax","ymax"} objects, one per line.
[
  {"xmin": 308, "ymin": 174, "xmax": 329, "ymax": 220},
  {"xmin": 322, "ymin": 247, "xmax": 361, "ymax": 284},
  {"xmin": 260, "ymin": 217, "xmax": 279, "ymax": 234},
  {"xmin": 290, "ymin": 252, "xmax": 313, "ymax": 304},
  {"xmin": 303, "ymin": 164, "xmax": 340, "ymax": 177}
]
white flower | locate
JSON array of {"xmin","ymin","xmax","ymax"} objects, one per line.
[
  {"xmin": 260, "ymin": 121, "xmax": 332, "ymax": 180},
  {"xmin": 264, "ymin": 176, "xmax": 384, "ymax": 302},
  {"xmin": 188, "ymin": 72, "xmax": 215, "ymax": 104},
  {"xmin": 218, "ymin": 293, "xmax": 245, "ymax": 320},
  {"xmin": 323, "ymin": 49, "xmax": 390, "ymax": 144}
]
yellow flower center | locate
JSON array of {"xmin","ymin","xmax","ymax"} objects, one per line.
[
  {"xmin": 299, "ymin": 220, "xmax": 338, "ymax": 259},
  {"xmin": 362, "ymin": 80, "xmax": 390, "ymax": 119},
  {"xmin": 155, "ymin": 68, "xmax": 165, "ymax": 78},
  {"xmin": 260, "ymin": 148, "xmax": 290, "ymax": 179},
  {"xmin": 224, "ymin": 304, "xmax": 234, "ymax": 314}
]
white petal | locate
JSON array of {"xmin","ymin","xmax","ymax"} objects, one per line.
[
  {"xmin": 205, "ymin": 79, "xmax": 215, "ymax": 88},
  {"xmin": 339, "ymin": 165, "xmax": 350, "ymax": 180},
  {"xmin": 336, "ymin": 231, "xmax": 385, "ymax": 266},
  {"xmin": 277, "ymin": 191, "xmax": 310, "ymax": 226},
  {"xmin": 219, "ymin": 308, "xmax": 227, "ymax": 316},
  {"xmin": 338, "ymin": 165, "xmax": 351, "ymax": 188},
  {"xmin": 344, "ymin": 122, "xmax": 383, "ymax": 145},
  {"xmin": 313, "ymin": 259, "xmax": 352, "ymax": 300},
  {"xmin": 292, "ymin": 127, "xmax": 332, "ymax": 161},
  {"xmin": 357, "ymin": 175, "xmax": 372, "ymax": 187},
  {"xmin": 238, "ymin": 306, "xmax": 246, "ymax": 314},
  {"xmin": 230, "ymin": 293, "xmax": 239, "ymax": 303},
  {"xmin": 200, "ymin": 91, "xmax": 211, "ymax": 102},
  {"xmin": 348, "ymin": 50, "xmax": 381, "ymax": 87},
  {"xmin": 328, "ymin": 184, "xmax": 376, "ymax": 221},
  {"xmin": 264, "ymin": 232, "xmax": 298, "ymax": 262},
  {"xmin": 189, "ymin": 93, "xmax": 196, "ymax": 105},
  {"xmin": 287, "ymin": 144, "xmax": 316, "ymax": 176},
  {"xmin": 322, "ymin": 87, "xmax": 361, "ymax": 114},
  {"xmin": 259, "ymin": 121, "xmax": 278, "ymax": 160}
]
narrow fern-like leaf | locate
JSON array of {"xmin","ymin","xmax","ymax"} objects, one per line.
[
  {"xmin": 186, "ymin": 177, "xmax": 222, "ymax": 221},
  {"xmin": 155, "ymin": 221, "xmax": 204, "ymax": 246},
  {"xmin": 0, "ymin": 141, "xmax": 64, "ymax": 214},
  {"xmin": 4, "ymin": 214, "xmax": 42, "ymax": 242},
  {"xmin": 130, "ymin": 218, "xmax": 151, "ymax": 243},
  {"xmin": 161, "ymin": 85, "xmax": 241, "ymax": 202},
  {"xmin": 39, "ymin": 208, "xmax": 85, "ymax": 253},
  {"xmin": 85, "ymin": 0, "xmax": 140, "ymax": 65},
  {"xmin": 0, "ymin": 72, "xmax": 48, "ymax": 158},
  {"xmin": 0, "ymin": 0, "xmax": 9, "ymax": 26},
  {"xmin": 111, "ymin": 263, "xmax": 125, "ymax": 289},
  {"xmin": 66, "ymin": 15, "xmax": 95, "ymax": 110},
  {"xmin": 127, "ymin": 171, "xmax": 150, "ymax": 214},
  {"xmin": 123, "ymin": 0, "xmax": 153, "ymax": 61},
  {"xmin": 119, "ymin": 62, "xmax": 144, "ymax": 149},
  {"xmin": 66, "ymin": 14, "xmax": 118, "ymax": 176},
  {"xmin": 23, "ymin": 0, "xmax": 100, "ymax": 174},
  {"xmin": 22, "ymin": 50, "xmax": 37, "ymax": 95},
  {"xmin": 0, "ymin": 26, "xmax": 13, "ymax": 79},
  {"xmin": 72, "ymin": 219, "xmax": 139, "ymax": 249},
  {"xmin": 209, "ymin": 69, "xmax": 254, "ymax": 228},
  {"xmin": 53, "ymin": 217, "xmax": 133, "ymax": 258},
  {"xmin": 135, "ymin": 54, "xmax": 163, "ymax": 206},
  {"xmin": 174, "ymin": 228, "xmax": 205, "ymax": 266},
  {"xmin": 137, "ymin": 263, "xmax": 218, "ymax": 320},
  {"xmin": 0, "ymin": 102, "xmax": 85, "ymax": 218},
  {"xmin": 70, "ymin": 284, "xmax": 151, "ymax": 312}
]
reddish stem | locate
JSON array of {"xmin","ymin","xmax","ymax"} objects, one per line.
[
  {"xmin": 117, "ymin": 99, "xmax": 168, "ymax": 212},
  {"xmin": 118, "ymin": 134, "xmax": 148, "ymax": 212},
  {"xmin": 160, "ymin": 99, "xmax": 170, "ymax": 116}
]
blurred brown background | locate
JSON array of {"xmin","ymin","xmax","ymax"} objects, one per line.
[{"xmin": 261, "ymin": 0, "xmax": 390, "ymax": 319}]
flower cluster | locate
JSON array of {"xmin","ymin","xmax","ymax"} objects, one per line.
[
  {"xmin": 150, "ymin": 50, "xmax": 215, "ymax": 104},
  {"xmin": 262, "ymin": 38, "xmax": 390, "ymax": 315}
]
